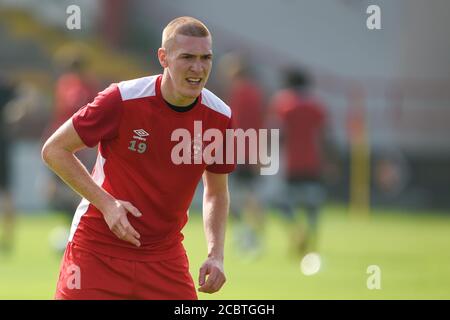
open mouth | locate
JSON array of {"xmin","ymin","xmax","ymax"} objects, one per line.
[{"xmin": 186, "ymin": 77, "xmax": 202, "ymax": 85}]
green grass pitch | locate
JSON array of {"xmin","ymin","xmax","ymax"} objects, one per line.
[{"xmin": 0, "ymin": 206, "xmax": 449, "ymax": 299}]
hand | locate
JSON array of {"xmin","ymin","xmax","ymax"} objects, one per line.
[
  {"xmin": 198, "ymin": 257, "xmax": 226, "ymax": 294},
  {"xmin": 102, "ymin": 200, "xmax": 142, "ymax": 247}
]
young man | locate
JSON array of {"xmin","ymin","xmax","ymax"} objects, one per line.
[
  {"xmin": 42, "ymin": 16, "xmax": 235, "ymax": 299},
  {"xmin": 45, "ymin": 51, "xmax": 99, "ymax": 253},
  {"xmin": 218, "ymin": 53, "xmax": 265, "ymax": 257},
  {"xmin": 269, "ymin": 68, "xmax": 327, "ymax": 257}
]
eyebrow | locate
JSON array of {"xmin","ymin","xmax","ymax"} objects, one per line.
[{"xmin": 179, "ymin": 53, "xmax": 213, "ymax": 58}]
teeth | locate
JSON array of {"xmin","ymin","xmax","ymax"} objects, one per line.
[{"xmin": 187, "ymin": 78, "xmax": 201, "ymax": 83}]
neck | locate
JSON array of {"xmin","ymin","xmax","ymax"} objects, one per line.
[{"xmin": 161, "ymin": 72, "xmax": 197, "ymax": 106}]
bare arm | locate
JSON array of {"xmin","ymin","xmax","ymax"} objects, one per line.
[
  {"xmin": 41, "ymin": 119, "xmax": 142, "ymax": 246},
  {"xmin": 198, "ymin": 171, "xmax": 230, "ymax": 294}
]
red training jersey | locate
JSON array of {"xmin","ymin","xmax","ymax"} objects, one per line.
[
  {"xmin": 270, "ymin": 89, "xmax": 326, "ymax": 178},
  {"xmin": 228, "ymin": 78, "xmax": 264, "ymax": 168},
  {"xmin": 69, "ymin": 75, "xmax": 235, "ymax": 261},
  {"xmin": 228, "ymin": 78, "xmax": 263, "ymax": 132}
]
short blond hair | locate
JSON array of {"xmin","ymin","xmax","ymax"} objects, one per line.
[{"xmin": 162, "ymin": 16, "xmax": 211, "ymax": 49}]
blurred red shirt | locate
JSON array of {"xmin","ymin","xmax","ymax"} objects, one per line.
[
  {"xmin": 228, "ymin": 77, "xmax": 264, "ymax": 168},
  {"xmin": 270, "ymin": 89, "xmax": 326, "ymax": 178},
  {"xmin": 51, "ymin": 72, "xmax": 98, "ymax": 132}
]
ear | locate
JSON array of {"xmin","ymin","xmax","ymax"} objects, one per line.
[{"xmin": 158, "ymin": 47, "xmax": 168, "ymax": 68}]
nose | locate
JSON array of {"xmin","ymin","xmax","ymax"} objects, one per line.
[{"xmin": 190, "ymin": 59, "xmax": 204, "ymax": 74}]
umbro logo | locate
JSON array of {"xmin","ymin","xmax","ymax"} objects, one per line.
[
  {"xmin": 129, "ymin": 129, "xmax": 149, "ymax": 154},
  {"xmin": 133, "ymin": 129, "xmax": 149, "ymax": 141}
]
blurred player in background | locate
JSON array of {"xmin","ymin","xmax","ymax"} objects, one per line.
[
  {"xmin": 42, "ymin": 16, "xmax": 235, "ymax": 299},
  {"xmin": 269, "ymin": 68, "xmax": 328, "ymax": 258},
  {"xmin": 43, "ymin": 49, "xmax": 98, "ymax": 252},
  {"xmin": 218, "ymin": 53, "xmax": 265, "ymax": 258},
  {"xmin": 0, "ymin": 78, "xmax": 17, "ymax": 254}
]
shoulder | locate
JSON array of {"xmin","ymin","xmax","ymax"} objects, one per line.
[
  {"xmin": 271, "ymin": 89, "xmax": 295, "ymax": 104},
  {"xmin": 86, "ymin": 83, "xmax": 122, "ymax": 108},
  {"xmin": 270, "ymin": 89, "xmax": 295, "ymax": 112},
  {"xmin": 117, "ymin": 75, "xmax": 159, "ymax": 101},
  {"xmin": 201, "ymin": 88, "xmax": 232, "ymax": 119}
]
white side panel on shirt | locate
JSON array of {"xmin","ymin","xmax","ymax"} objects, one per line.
[
  {"xmin": 68, "ymin": 153, "xmax": 106, "ymax": 242},
  {"xmin": 201, "ymin": 88, "xmax": 232, "ymax": 119}
]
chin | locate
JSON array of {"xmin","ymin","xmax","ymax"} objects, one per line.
[{"xmin": 183, "ymin": 88, "xmax": 203, "ymax": 98}]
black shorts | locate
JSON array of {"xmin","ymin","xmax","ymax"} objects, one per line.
[{"xmin": 0, "ymin": 138, "xmax": 10, "ymax": 190}]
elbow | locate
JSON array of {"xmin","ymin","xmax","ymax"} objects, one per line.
[{"xmin": 41, "ymin": 140, "xmax": 54, "ymax": 166}]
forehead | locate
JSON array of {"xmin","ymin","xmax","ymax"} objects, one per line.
[{"xmin": 171, "ymin": 34, "xmax": 212, "ymax": 55}]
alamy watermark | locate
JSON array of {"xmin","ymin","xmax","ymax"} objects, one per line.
[
  {"xmin": 66, "ymin": 5, "xmax": 81, "ymax": 30},
  {"xmin": 366, "ymin": 5, "xmax": 381, "ymax": 30},
  {"xmin": 170, "ymin": 121, "xmax": 279, "ymax": 175},
  {"xmin": 66, "ymin": 264, "xmax": 81, "ymax": 290},
  {"xmin": 366, "ymin": 265, "xmax": 382, "ymax": 290}
]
